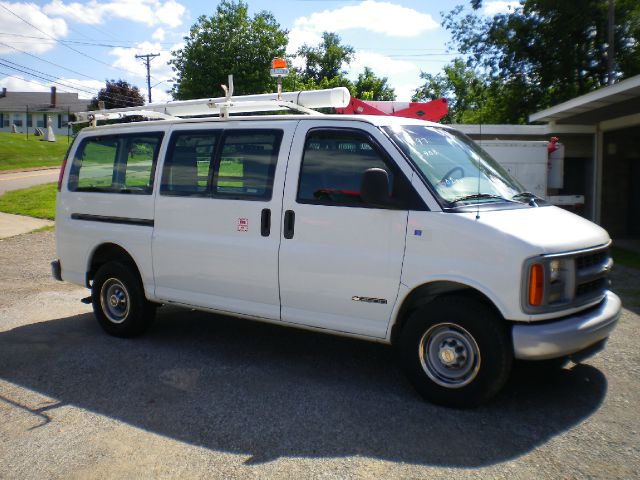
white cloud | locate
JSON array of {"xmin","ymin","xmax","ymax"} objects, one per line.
[
  {"xmin": 390, "ymin": 81, "xmax": 420, "ymax": 102},
  {"xmin": 286, "ymin": 28, "xmax": 322, "ymax": 55},
  {"xmin": 154, "ymin": 0, "xmax": 185, "ymax": 28},
  {"xmin": 288, "ymin": 0, "xmax": 438, "ymax": 53},
  {"xmin": 346, "ymin": 51, "xmax": 421, "ymax": 101},
  {"xmin": 43, "ymin": 0, "xmax": 186, "ymax": 28},
  {"xmin": 150, "ymin": 85, "xmax": 172, "ymax": 103},
  {"xmin": 0, "ymin": 1, "xmax": 68, "ymax": 54},
  {"xmin": 152, "ymin": 27, "xmax": 165, "ymax": 41},
  {"xmin": 350, "ymin": 51, "xmax": 420, "ymax": 78},
  {"xmin": 59, "ymin": 77, "xmax": 104, "ymax": 98},
  {"xmin": 483, "ymin": 1, "xmax": 521, "ymax": 16},
  {"xmin": 108, "ymin": 41, "xmax": 181, "ymax": 99},
  {"xmin": 0, "ymin": 75, "xmax": 45, "ymax": 92}
]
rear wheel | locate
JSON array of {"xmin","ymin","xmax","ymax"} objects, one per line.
[
  {"xmin": 92, "ymin": 261, "xmax": 155, "ymax": 337},
  {"xmin": 397, "ymin": 295, "xmax": 512, "ymax": 408}
]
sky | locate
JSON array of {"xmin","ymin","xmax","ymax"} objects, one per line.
[{"xmin": 0, "ymin": 0, "xmax": 520, "ymax": 103}]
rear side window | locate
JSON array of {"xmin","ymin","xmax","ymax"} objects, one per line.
[
  {"xmin": 213, "ymin": 130, "xmax": 283, "ymax": 200},
  {"xmin": 160, "ymin": 131, "xmax": 220, "ymax": 196},
  {"xmin": 68, "ymin": 132, "xmax": 163, "ymax": 194},
  {"xmin": 161, "ymin": 129, "xmax": 283, "ymax": 200}
]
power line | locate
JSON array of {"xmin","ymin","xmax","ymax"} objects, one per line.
[
  {"xmin": 0, "ymin": 43, "xmax": 153, "ymax": 103},
  {"xmin": 0, "ymin": 32, "xmax": 460, "ymax": 55},
  {"xmin": 0, "ymin": 41, "xmax": 99, "ymax": 82},
  {"xmin": 0, "ymin": 59, "xmax": 95, "ymax": 95},
  {"xmin": 0, "ymin": 32, "xmax": 172, "ymax": 47},
  {"xmin": 0, "ymin": 69, "xmax": 59, "ymax": 90},
  {"xmin": 0, "ymin": 3, "xmax": 146, "ymax": 79},
  {"xmin": 0, "ymin": 60, "xmax": 143, "ymax": 106}
]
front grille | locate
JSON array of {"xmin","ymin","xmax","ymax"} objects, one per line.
[
  {"xmin": 576, "ymin": 250, "xmax": 608, "ymax": 270},
  {"xmin": 576, "ymin": 277, "xmax": 608, "ymax": 297},
  {"xmin": 574, "ymin": 247, "xmax": 611, "ymax": 304}
]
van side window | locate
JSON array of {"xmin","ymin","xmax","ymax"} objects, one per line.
[
  {"xmin": 161, "ymin": 131, "xmax": 220, "ymax": 196},
  {"xmin": 212, "ymin": 130, "xmax": 283, "ymax": 200},
  {"xmin": 297, "ymin": 130, "xmax": 406, "ymax": 207},
  {"xmin": 68, "ymin": 133, "xmax": 163, "ymax": 194}
]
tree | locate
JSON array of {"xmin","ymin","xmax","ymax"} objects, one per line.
[
  {"xmin": 283, "ymin": 32, "xmax": 356, "ymax": 98},
  {"xmin": 441, "ymin": 0, "xmax": 640, "ymax": 123},
  {"xmin": 89, "ymin": 79, "xmax": 145, "ymax": 110},
  {"xmin": 291, "ymin": 32, "xmax": 396, "ymax": 101},
  {"xmin": 169, "ymin": 0, "xmax": 288, "ymax": 99},
  {"xmin": 354, "ymin": 67, "xmax": 395, "ymax": 101},
  {"xmin": 412, "ymin": 59, "xmax": 522, "ymax": 123},
  {"xmin": 296, "ymin": 32, "xmax": 355, "ymax": 83}
]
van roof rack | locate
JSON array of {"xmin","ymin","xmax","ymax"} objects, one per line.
[{"xmin": 73, "ymin": 84, "xmax": 351, "ymax": 127}]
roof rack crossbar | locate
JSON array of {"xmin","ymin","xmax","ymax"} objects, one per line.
[{"xmin": 72, "ymin": 87, "xmax": 350, "ymax": 126}]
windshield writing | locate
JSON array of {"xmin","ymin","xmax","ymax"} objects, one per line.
[{"xmin": 384, "ymin": 125, "xmax": 526, "ymax": 206}]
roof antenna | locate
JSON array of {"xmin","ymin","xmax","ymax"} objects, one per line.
[{"xmin": 476, "ymin": 107, "xmax": 482, "ymax": 221}]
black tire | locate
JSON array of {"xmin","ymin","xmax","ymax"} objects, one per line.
[
  {"xmin": 397, "ymin": 294, "xmax": 512, "ymax": 408},
  {"xmin": 91, "ymin": 261, "xmax": 155, "ymax": 337}
]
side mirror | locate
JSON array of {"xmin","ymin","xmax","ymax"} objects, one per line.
[{"xmin": 361, "ymin": 168, "xmax": 391, "ymax": 207}]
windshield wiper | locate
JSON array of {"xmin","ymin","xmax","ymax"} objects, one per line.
[
  {"xmin": 451, "ymin": 193, "xmax": 509, "ymax": 204},
  {"xmin": 512, "ymin": 192, "xmax": 538, "ymax": 201},
  {"xmin": 512, "ymin": 192, "xmax": 540, "ymax": 206}
]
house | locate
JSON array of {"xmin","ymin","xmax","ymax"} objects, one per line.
[
  {"xmin": 0, "ymin": 86, "xmax": 90, "ymax": 136},
  {"xmin": 529, "ymin": 74, "xmax": 640, "ymax": 240}
]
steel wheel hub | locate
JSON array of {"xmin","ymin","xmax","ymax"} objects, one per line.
[
  {"xmin": 419, "ymin": 323, "xmax": 481, "ymax": 388},
  {"xmin": 100, "ymin": 278, "xmax": 130, "ymax": 324}
]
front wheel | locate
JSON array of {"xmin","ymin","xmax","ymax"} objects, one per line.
[
  {"xmin": 91, "ymin": 261, "xmax": 155, "ymax": 337},
  {"xmin": 397, "ymin": 295, "xmax": 512, "ymax": 408}
]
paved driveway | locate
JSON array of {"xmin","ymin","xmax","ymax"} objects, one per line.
[
  {"xmin": 0, "ymin": 168, "xmax": 59, "ymax": 195},
  {"xmin": 0, "ymin": 231, "xmax": 638, "ymax": 479}
]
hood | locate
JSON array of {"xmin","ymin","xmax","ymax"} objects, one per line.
[{"xmin": 469, "ymin": 205, "xmax": 610, "ymax": 254}]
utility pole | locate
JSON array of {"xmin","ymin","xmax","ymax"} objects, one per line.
[{"xmin": 135, "ymin": 53, "xmax": 160, "ymax": 103}]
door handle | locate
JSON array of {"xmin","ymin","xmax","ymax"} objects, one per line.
[
  {"xmin": 261, "ymin": 208, "xmax": 271, "ymax": 237},
  {"xmin": 283, "ymin": 210, "xmax": 295, "ymax": 239}
]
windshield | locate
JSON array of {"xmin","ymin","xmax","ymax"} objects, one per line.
[{"xmin": 383, "ymin": 125, "xmax": 528, "ymax": 207}]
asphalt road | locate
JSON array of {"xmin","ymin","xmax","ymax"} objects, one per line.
[
  {"xmin": 0, "ymin": 168, "xmax": 59, "ymax": 195},
  {"xmin": 0, "ymin": 230, "xmax": 638, "ymax": 479}
]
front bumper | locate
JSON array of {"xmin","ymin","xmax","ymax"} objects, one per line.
[{"xmin": 512, "ymin": 291, "xmax": 621, "ymax": 360}]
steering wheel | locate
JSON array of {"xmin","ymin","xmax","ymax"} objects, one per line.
[{"xmin": 439, "ymin": 166, "xmax": 465, "ymax": 185}]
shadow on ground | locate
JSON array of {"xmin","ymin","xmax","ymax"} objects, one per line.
[
  {"xmin": 611, "ymin": 264, "xmax": 640, "ymax": 315},
  {"xmin": 0, "ymin": 307, "xmax": 607, "ymax": 467}
]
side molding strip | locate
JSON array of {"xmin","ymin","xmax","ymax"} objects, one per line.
[{"xmin": 71, "ymin": 213, "xmax": 154, "ymax": 227}]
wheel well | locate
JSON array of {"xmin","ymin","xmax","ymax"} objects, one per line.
[
  {"xmin": 86, "ymin": 243, "xmax": 140, "ymax": 287},
  {"xmin": 390, "ymin": 281, "xmax": 502, "ymax": 345}
]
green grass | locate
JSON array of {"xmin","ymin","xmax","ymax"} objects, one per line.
[
  {"xmin": 0, "ymin": 182, "xmax": 56, "ymax": 219},
  {"xmin": 0, "ymin": 132, "xmax": 71, "ymax": 171},
  {"xmin": 29, "ymin": 225, "xmax": 55, "ymax": 233},
  {"xmin": 218, "ymin": 158, "xmax": 244, "ymax": 187},
  {"xmin": 612, "ymin": 247, "xmax": 640, "ymax": 270}
]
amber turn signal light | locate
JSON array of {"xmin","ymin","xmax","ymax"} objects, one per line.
[{"xmin": 528, "ymin": 263, "xmax": 544, "ymax": 306}]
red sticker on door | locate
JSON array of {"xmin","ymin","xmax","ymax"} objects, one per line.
[{"xmin": 237, "ymin": 218, "xmax": 248, "ymax": 232}]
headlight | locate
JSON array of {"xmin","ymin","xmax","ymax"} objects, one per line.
[
  {"xmin": 549, "ymin": 259, "xmax": 561, "ymax": 283},
  {"xmin": 523, "ymin": 256, "xmax": 575, "ymax": 312}
]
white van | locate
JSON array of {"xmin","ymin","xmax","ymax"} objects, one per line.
[{"xmin": 53, "ymin": 87, "xmax": 621, "ymax": 407}]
